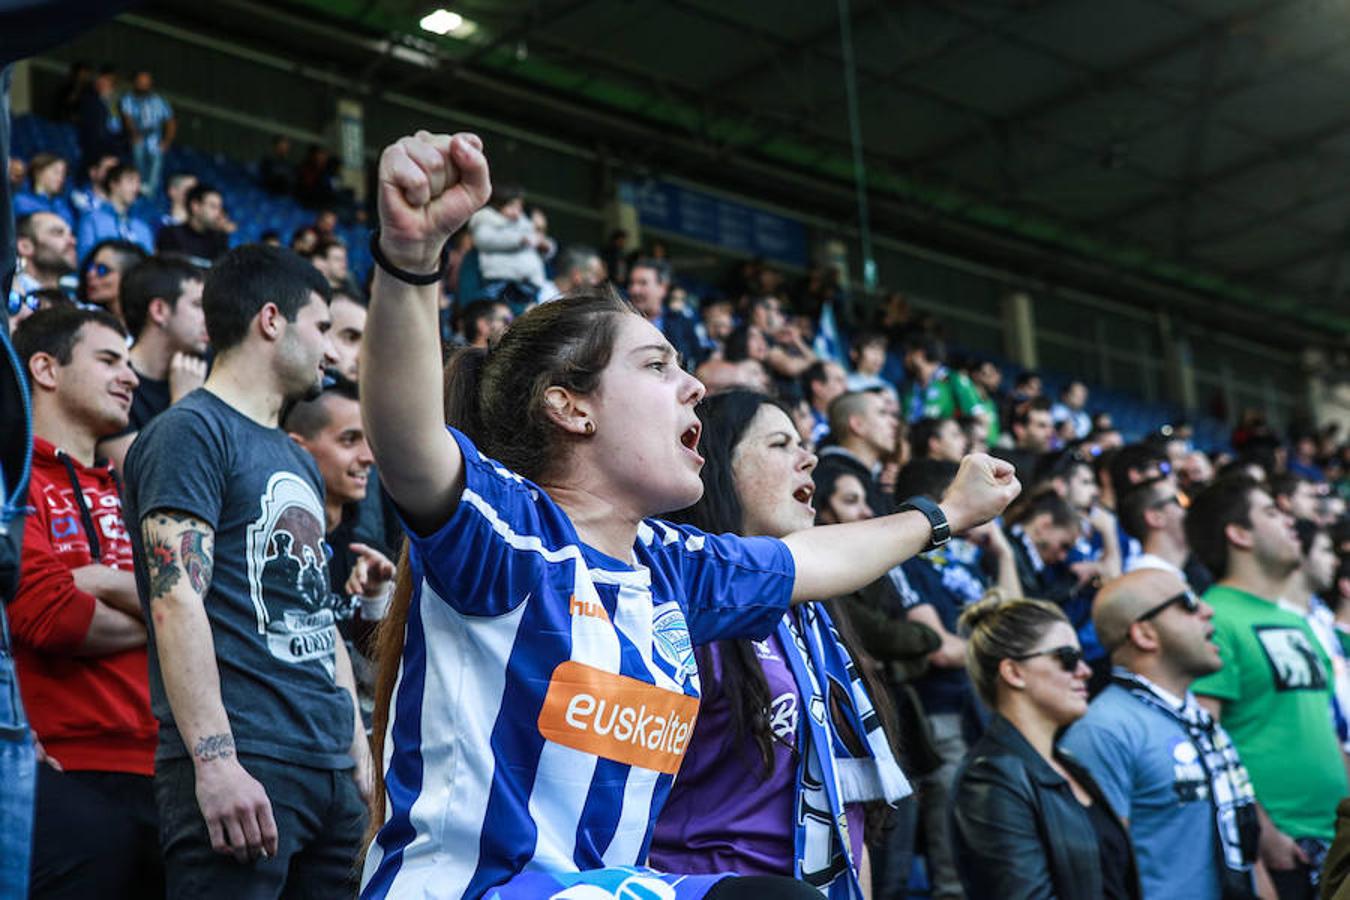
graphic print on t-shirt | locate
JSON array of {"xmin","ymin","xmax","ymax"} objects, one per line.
[
  {"xmin": 244, "ymin": 471, "xmax": 339, "ymax": 674},
  {"xmin": 1254, "ymin": 624, "xmax": 1328, "ymax": 691}
]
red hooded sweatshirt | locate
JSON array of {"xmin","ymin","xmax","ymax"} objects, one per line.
[{"xmin": 10, "ymin": 437, "xmax": 156, "ymax": 774}]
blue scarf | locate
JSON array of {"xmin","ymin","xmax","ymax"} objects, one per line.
[{"xmin": 777, "ymin": 603, "xmax": 910, "ymax": 899}]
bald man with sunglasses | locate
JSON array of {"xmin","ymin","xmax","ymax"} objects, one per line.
[{"xmin": 1061, "ymin": 569, "xmax": 1261, "ymax": 900}]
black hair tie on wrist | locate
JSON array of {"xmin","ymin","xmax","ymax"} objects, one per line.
[{"xmin": 369, "ymin": 227, "xmax": 449, "ymax": 286}]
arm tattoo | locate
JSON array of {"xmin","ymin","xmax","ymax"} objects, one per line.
[
  {"xmin": 143, "ymin": 512, "xmax": 213, "ymax": 600},
  {"xmin": 193, "ymin": 732, "xmax": 235, "ymax": 763},
  {"xmin": 179, "ymin": 530, "xmax": 213, "ymax": 596},
  {"xmin": 146, "ymin": 536, "xmax": 181, "ymax": 599}
]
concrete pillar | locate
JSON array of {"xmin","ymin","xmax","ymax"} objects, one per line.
[
  {"xmin": 9, "ymin": 60, "xmax": 32, "ymax": 116},
  {"xmin": 1002, "ymin": 291, "xmax": 1037, "ymax": 369},
  {"xmin": 335, "ymin": 98, "xmax": 365, "ymax": 202}
]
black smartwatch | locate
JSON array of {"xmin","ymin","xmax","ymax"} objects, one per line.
[{"xmin": 897, "ymin": 495, "xmax": 951, "ymax": 552}]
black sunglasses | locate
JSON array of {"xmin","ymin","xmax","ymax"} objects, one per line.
[
  {"xmin": 1011, "ymin": 645, "xmax": 1084, "ymax": 673},
  {"xmin": 1136, "ymin": 590, "xmax": 1201, "ymax": 623},
  {"xmin": 1148, "ymin": 494, "xmax": 1182, "ymax": 510}
]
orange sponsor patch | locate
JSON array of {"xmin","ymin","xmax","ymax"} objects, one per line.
[{"xmin": 537, "ymin": 661, "xmax": 699, "ymax": 775}]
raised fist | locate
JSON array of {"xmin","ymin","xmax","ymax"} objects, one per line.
[
  {"xmin": 377, "ymin": 131, "xmax": 491, "ymax": 271},
  {"xmin": 940, "ymin": 453, "xmax": 1021, "ymax": 534}
]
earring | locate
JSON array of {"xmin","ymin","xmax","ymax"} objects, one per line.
[{"xmin": 583, "ymin": 421, "xmax": 595, "ymax": 435}]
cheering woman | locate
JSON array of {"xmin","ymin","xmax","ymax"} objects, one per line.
[
  {"xmin": 357, "ymin": 131, "xmax": 1020, "ymax": 900},
  {"xmin": 648, "ymin": 391, "xmax": 912, "ymax": 898}
]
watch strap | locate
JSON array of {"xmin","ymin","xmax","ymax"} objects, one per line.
[{"xmin": 898, "ymin": 495, "xmax": 951, "ymax": 551}]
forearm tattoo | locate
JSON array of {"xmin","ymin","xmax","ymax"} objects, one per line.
[
  {"xmin": 143, "ymin": 512, "xmax": 214, "ymax": 600},
  {"xmin": 194, "ymin": 732, "xmax": 235, "ymax": 763}
]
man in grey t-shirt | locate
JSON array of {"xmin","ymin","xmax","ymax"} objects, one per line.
[{"xmin": 124, "ymin": 244, "xmax": 369, "ymax": 897}]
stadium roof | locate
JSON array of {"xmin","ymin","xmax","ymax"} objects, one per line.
[{"xmin": 148, "ymin": 0, "xmax": 1350, "ymax": 343}]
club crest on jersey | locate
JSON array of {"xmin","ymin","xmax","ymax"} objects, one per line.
[{"xmin": 651, "ymin": 605, "xmax": 695, "ymax": 684}]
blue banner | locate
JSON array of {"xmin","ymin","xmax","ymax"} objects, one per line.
[{"xmin": 622, "ymin": 180, "xmax": 808, "ymax": 268}]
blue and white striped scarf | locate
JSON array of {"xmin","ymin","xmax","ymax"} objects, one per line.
[{"xmin": 778, "ymin": 602, "xmax": 911, "ymax": 899}]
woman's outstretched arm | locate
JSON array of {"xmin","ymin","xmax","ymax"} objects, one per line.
[
  {"xmin": 783, "ymin": 454, "xmax": 1019, "ymax": 603},
  {"xmin": 361, "ymin": 131, "xmax": 492, "ymax": 534}
]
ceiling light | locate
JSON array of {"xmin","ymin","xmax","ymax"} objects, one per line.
[{"xmin": 419, "ymin": 9, "xmax": 463, "ymax": 35}]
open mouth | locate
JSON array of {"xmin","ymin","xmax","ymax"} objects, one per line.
[
  {"xmin": 792, "ymin": 483, "xmax": 815, "ymax": 506},
  {"xmin": 680, "ymin": 422, "xmax": 702, "ymax": 454}
]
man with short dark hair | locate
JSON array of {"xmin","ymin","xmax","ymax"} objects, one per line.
[
  {"xmin": 122, "ymin": 245, "xmax": 368, "ymax": 896},
  {"xmin": 910, "ymin": 416, "xmax": 967, "ymax": 463},
  {"xmin": 1189, "ymin": 476, "xmax": 1347, "ymax": 898},
  {"xmin": 310, "ymin": 238, "xmax": 351, "ymax": 292},
  {"xmin": 900, "ymin": 335, "xmax": 982, "ymax": 424},
  {"xmin": 76, "ymin": 163, "xmax": 153, "ymax": 258},
  {"xmin": 1121, "ymin": 475, "xmax": 1192, "ymax": 582},
  {"xmin": 1063, "ymin": 569, "xmax": 1259, "ymax": 899},
  {"xmin": 1052, "ymin": 379, "xmax": 1091, "ymax": 441},
  {"xmin": 1004, "ymin": 490, "xmax": 1081, "ymax": 601},
  {"xmin": 817, "ymin": 390, "xmax": 899, "ymax": 516},
  {"xmin": 549, "ymin": 244, "xmax": 605, "ymax": 296},
  {"xmin": 458, "ymin": 298, "xmax": 512, "ymax": 350},
  {"xmin": 802, "ymin": 359, "xmax": 847, "ymax": 445},
  {"xmin": 156, "ymin": 183, "xmax": 228, "ymax": 266},
  {"xmin": 284, "ymin": 375, "xmax": 396, "ymax": 726},
  {"xmin": 627, "ymin": 258, "xmax": 700, "ymax": 368},
  {"xmin": 10, "ymin": 306, "xmax": 163, "ymax": 897},
  {"xmin": 991, "ymin": 395, "xmax": 1054, "ymax": 487},
  {"xmin": 97, "ymin": 255, "xmax": 208, "ymax": 471},
  {"xmin": 1270, "ymin": 472, "xmax": 1324, "ymax": 525},
  {"xmin": 15, "ymin": 211, "xmax": 76, "ymax": 292},
  {"xmin": 846, "ymin": 330, "xmax": 893, "ymax": 397},
  {"xmin": 327, "ymin": 290, "xmax": 366, "ymax": 382}
]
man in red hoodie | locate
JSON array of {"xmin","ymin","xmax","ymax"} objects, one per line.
[{"xmin": 10, "ymin": 305, "xmax": 160, "ymax": 898}]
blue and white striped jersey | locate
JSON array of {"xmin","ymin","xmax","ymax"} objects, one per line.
[{"xmin": 360, "ymin": 428, "xmax": 796, "ymax": 900}]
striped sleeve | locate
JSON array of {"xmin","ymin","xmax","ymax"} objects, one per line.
[
  {"xmin": 404, "ymin": 427, "xmax": 568, "ymax": 617},
  {"xmin": 644, "ymin": 522, "xmax": 795, "ymax": 644}
]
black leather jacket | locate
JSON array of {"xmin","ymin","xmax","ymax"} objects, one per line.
[{"xmin": 950, "ymin": 714, "xmax": 1141, "ymax": 900}]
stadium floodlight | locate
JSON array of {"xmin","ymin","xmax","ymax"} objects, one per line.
[{"xmin": 419, "ymin": 9, "xmax": 463, "ymax": 35}]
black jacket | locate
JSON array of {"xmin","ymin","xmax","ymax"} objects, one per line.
[{"xmin": 951, "ymin": 714, "xmax": 1140, "ymax": 900}]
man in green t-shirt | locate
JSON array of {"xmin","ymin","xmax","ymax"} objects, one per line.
[
  {"xmin": 899, "ymin": 336, "xmax": 983, "ymax": 425},
  {"xmin": 1188, "ymin": 476, "xmax": 1348, "ymax": 899}
]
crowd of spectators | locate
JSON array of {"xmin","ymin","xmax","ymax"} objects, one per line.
[{"xmin": 6, "ymin": 103, "xmax": 1350, "ymax": 900}]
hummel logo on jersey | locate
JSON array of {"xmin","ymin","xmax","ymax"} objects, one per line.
[
  {"xmin": 537, "ymin": 661, "xmax": 699, "ymax": 774},
  {"xmin": 568, "ymin": 594, "xmax": 609, "ymax": 621}
]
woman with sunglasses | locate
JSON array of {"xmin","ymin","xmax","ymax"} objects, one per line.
[
  {"xmin": 951, "ymin": 596, "xmax": 1140, "ymax": 900},
  {"xmin": 358, "ymin": 132, "xmax": 1020, "ymax": 900},
  {"xmin": 78, "ymin": 239, "xmax": 147, "ymax": 322}
]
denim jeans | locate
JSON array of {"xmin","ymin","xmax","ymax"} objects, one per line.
[
  {"xmin": 0, "ymin": 604, "xmax": 35, "ymax": 899},
  {"xmin": 132, "ymin": 142, "xmax": 164, "ymax": 196}
]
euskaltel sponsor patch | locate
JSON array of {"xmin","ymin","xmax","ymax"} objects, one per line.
[{"xmin": 537, "ymin": 661, "xmax": 699, "ymax": 775}]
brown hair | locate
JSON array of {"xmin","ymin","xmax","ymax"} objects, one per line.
[
  {"xmin": 365, "ymin": 287, "xmax": 638, "ymax": 842},
  {"xmin": 958, "ymin": 596, "xmax": 1068, "ymax": 708}
]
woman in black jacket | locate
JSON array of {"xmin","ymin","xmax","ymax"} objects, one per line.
[{"xmin": 950, "ymin": 597, "xmax": 1140, "ymax": 900}]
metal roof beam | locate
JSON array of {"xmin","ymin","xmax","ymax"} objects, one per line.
[{"xmin": 901, "ymin": 0, "xmax": 1294, "ymax": 173}]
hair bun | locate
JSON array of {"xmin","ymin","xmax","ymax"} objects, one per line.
[{"xmin": 957, "ymin": 595, "xmax": 1004, "ymax": 637}]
